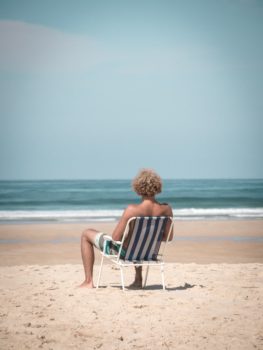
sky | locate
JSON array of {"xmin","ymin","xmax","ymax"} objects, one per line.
[{"xmin": 0, "ymin": 0, "xmax": 262, "ymax": 180}]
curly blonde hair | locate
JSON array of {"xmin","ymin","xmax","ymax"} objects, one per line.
[{"xmin": 132, "ymin": 169, "xmax": 162, "ymax": 197}]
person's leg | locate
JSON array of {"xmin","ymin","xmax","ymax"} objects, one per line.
[
  {"xmin": 129, "ymin": 266, "xmax": 143, "ymax": 288},
  {"xmin": 79, "ymin": 228, "xmax": 99, "ymax": 288}
]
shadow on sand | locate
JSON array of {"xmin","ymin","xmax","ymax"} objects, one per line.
[
  {"xmin": 106, "ymin": 282, "xmax": 205, "ymax": 291},
  {"xmin": 142, "ymin": 282, "xmax": 200, "ymax": 291}
]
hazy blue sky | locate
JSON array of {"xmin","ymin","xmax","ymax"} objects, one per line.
[{"xmin": 0, "ymin": 0, "xmax": 262, "ymax": 179}]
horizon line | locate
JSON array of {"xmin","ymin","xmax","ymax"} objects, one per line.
[{"xmin": 0, "ymin": 177, "xmax": 263, "ymax": 182}]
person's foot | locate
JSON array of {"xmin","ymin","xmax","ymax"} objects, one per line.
[
  {"xmin": 128, "ymin": 280, "xmax": 143, "ymax": 289},
  {"xmin": 78, "ymin": 280, "xmax": 94, "ymax": 288}
]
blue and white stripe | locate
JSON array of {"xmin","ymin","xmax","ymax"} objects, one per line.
[{"xmin": 122, "ymin": 217, "xmax": 169, "ymax": 261}]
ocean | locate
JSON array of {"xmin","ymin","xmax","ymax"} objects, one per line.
[{"xmin": 0, "ymin": 179, "xmax": 263, "ymax": 223}]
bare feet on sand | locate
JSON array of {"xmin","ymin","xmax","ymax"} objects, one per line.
[
  {"xmin": 128, "ymin": 280, "xmax": 143, "ymax": 289},
  {"xmin": 78, "ymin": 281, "xmax": 94, "ymax": 288}
]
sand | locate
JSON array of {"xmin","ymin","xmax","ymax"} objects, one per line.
[
  {"xmin": 1, "ymin": 220, "xmax": 263, "ymax": 266},
  {"xmin": 0, "ymin": 220, "xmax": 263, "ymax": 349}
]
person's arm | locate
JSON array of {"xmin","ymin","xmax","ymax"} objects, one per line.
[
  {"xmin": 162, "ymin": 206, "xmax": 174, "ymax": 241},
  {"xmin": 112, "ymin": 205, "xmax": 136, "ymax": 241}
]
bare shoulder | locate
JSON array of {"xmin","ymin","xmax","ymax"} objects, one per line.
[
  {"xmin": 122, "ymin": 204, "xmax": 139, "ymax": 218},
  {"xmin": 160, "ymin": 202, "xmax": 173, "ymax": 217}
]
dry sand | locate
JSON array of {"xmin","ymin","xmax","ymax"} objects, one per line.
[{"xmin": 0, "ymin": 220, "xmax": 263, "ymax": 349}]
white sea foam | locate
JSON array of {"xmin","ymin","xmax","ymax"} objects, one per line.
[
  {"xmin": 0, "ymin": 208, "xmax": 263, "ymax": 222},
  {"xmin": 0, "ymin": 210, "xmax": 123, "ymax": 222},
  {"xmin": 173, "ymin": 208, "xmax": 263, "ymax": 219}
]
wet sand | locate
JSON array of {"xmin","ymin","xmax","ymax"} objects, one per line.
[{"xmin": 0, "ymin": 220, "xmax": 262, "ymax": 266}]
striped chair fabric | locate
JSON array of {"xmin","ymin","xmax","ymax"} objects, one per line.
[{"xmin": 122, "ymin": 216, "xmax": 169, "ymax": 261}]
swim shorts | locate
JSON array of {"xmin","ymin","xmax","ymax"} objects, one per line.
[
  {"xmin": 94, "ymin": 232, "xmax": 108, "ymax": 251},
  {"xmin": 94, "ymin": 232, "xmax": 126, "ymax": 257}
]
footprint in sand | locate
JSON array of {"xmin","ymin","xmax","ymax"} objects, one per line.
[
  {"xmin": 24, "ymin": 322, "xmax": 32, "ymax": 327},
  {"xmin": 133, "ymin": 305, "xmax": 147, "ymax": 309}
]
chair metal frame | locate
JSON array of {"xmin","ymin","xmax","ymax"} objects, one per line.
[{"xmin": 96, "ymin": 216, "xmax": 174, "ymax": 291}]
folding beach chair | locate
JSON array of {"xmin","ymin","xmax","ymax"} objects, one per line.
[{"xmin": 96, "ymin": 216, "xmax": 174, "ymax": 291}]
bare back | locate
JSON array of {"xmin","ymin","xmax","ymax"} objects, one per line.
[
  {"xmin": 128, "ymin": 199, "xmax": 170, "ymax": 217},
  {"xmin": 112, "ymin": 198, "xmax": 173, "ymax": 242}
]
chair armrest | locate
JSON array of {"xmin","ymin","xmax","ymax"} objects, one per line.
[{"xmin": 104, "ymin": 235, "xmax": 121, "ymax": 245}]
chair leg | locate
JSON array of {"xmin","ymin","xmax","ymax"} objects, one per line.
[
  {"xmin": 161, "ymin": 264, "xmax": 166, "ymax": 291},
  {"xmin": 96, "ymin": 254, "xmax": 104, "ymax": 289},
  {"xmin": 144, "ymin": 265, "xmax": 150, "ymax": 288},
  {"xmin": 120, "ymin": 266, "xmax": 125, "ymax": 291}
]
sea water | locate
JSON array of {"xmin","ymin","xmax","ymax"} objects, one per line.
[{"xmin": 0, "ymin": 179, "xmax": 263, "ymax": 223}]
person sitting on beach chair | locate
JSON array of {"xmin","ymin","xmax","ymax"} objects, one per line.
[{"xmin": 79, "ymin": 169, "xmax": 173, "ymax": 289}]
